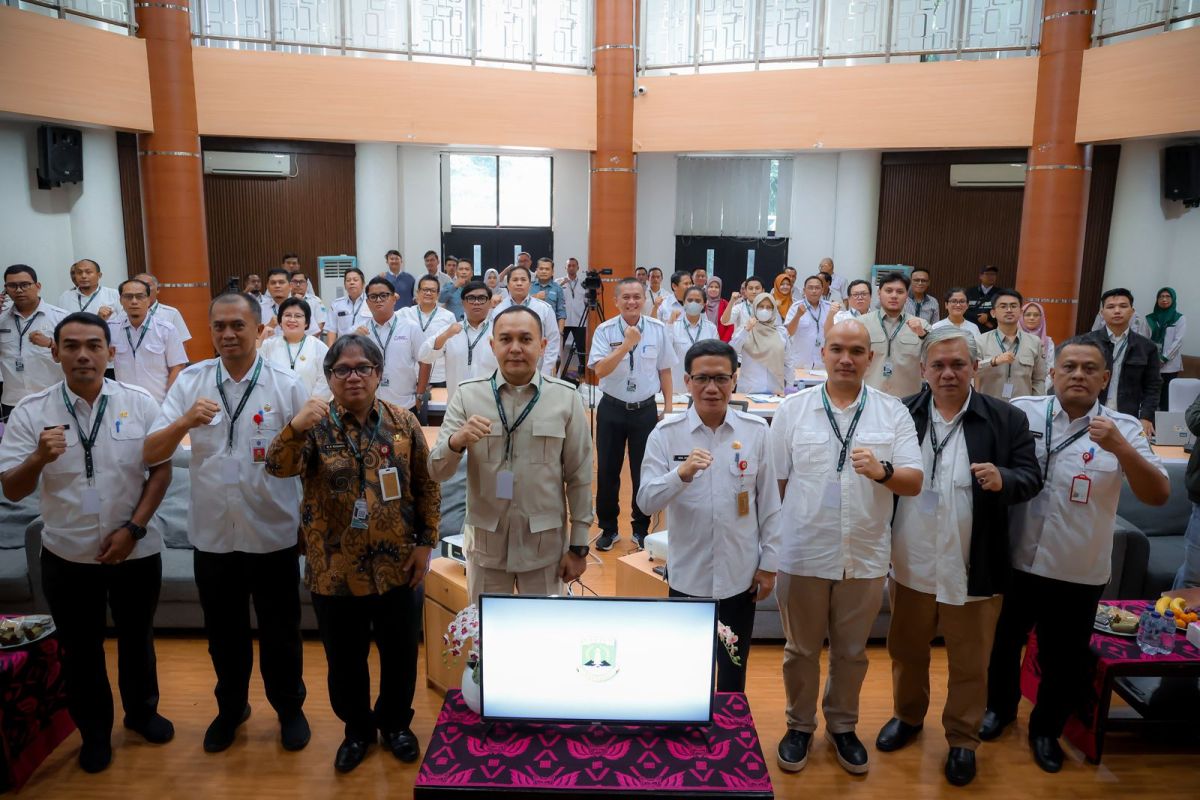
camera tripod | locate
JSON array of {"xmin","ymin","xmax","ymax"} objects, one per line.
[{"xmin": 558, "ymin": 289, "xmax": 605, "ymax": 385}]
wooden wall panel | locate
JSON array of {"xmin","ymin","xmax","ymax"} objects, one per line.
[
  {"xmin": 875, "ymin": 146, "xmax": 1120, "ymax": 333},
  {"xmin": 200, "ymin": 138, "xmax": 356, "ymax": 296},
  {"xmin": 116, "ymin": 132, "xmax": 147, "ymax": 277}
]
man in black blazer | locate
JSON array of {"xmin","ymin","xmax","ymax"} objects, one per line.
[
  {"xmin": 875, "ymin": 326, "xmax": 1042, "ymax": 787},
  {"xmin": 1089, "ymin": 288, "xmax": 1161, "ymax": 437}
]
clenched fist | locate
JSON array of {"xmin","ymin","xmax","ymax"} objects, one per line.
[
  {"xmin": 850, "ymin": 447, "xmax": 885, "ymax": 481},
  {"xmin": 290, "ymin": 397, "xmax": 330, "ymax": 433},
  {"xmin": 991, "ymin": 351, "xmax": 1016, "ymax": 367},
  {"xmin": 449, "ymin": 415, "xmax": 494, "ymax": 453},
  {"xmin": 36, "ymin": 426, "xmax": 68, "ymax": 464},
  {"xmin": 622, "ymin": 324, "xmax": 642, "ymax": 350},
  {"xmin": 28, "ymin": 331, "xmax": 52, "ymax": 348},
  {"xmin": 906, "ymin": 317, "xmax": 924, "ymax": 336},
  {"xmin": 677, "ymin": 448, "xmax": 714, "ymax": 482},
  {"xmin": 183, "ymin": 398, "xmax": 221, "ymax": 429}
]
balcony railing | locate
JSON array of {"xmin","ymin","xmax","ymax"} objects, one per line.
[{"xmin": 5, "ymin": 0, "xmax": 1200, "ymax": 70}]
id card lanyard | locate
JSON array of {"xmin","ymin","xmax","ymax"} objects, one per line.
[
  {"xmin": 77, "ymin": 290, "xmax": 99, "ymax": 313},
  {"xmin": 879, "ymin": 311, "xmax": 905, "ymax": 377},
  {"xmin": 927, "ymin": 400, "xmax": 966, "ymax": 484},
  {"xmin": 329, "ymin": 401, "xmax": 384, "ymax": 527},
  {"xmin": 14, "ymin": 310, "xmax": 43, "ymax": 369},
  {"xmin": 125, "ymin": 322, "xmax": 150, "ymax": 359},
  {"xmin": 821, "ymin": 386, "xmax": 868, "ymax": 473},
  {"xmin": 416, "ymin": 307, "xmax": 437, "ymax": 332},
  {"xmin": 60, "ymin": 384, "xmax": 108, "ymax": 487},
  {"xmin": 466, "ymin": 321, "xmax": 490, "ymax": 367},
  {"xmin": 371, "ymin": 317, "xmax": 399, "ymax": 383},
  {"xmin": 214, "ymin": 357, "xmax": 263, "ymax": 453},
  {"xmin": 491, "ymin": 372, "xmax": 540, "ymax": 466},
  {"xmin": 285, "ymin": 336, "xmax": 306, "ymax": 369},
  {"xmin": 1042, "ymin": 399, "xmax": 1097, "ymax": 481}
]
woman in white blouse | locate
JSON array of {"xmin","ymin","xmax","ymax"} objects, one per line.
[
  {"xmin": 669, "ymin": 286, "xmax": 719, "ymax": 388},
  {"xmin": 930, "ymin": 287, "xmax": 981, "ymax": 336},
  {"xmin": 731, "ymin": 293, "xmax": 792, "ymax": 395},
  {"xmin": 259, "ymin": 296, "xmax": 331, "ymax": 398}
]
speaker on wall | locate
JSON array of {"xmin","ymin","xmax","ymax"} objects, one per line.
[
  {"xmin": 1163, "ymin": 144, "xmax": 1200, "ymax": 208},
  {"xmin": 36, "ymin": 125, "xmax": 83, "ymax": 189}
]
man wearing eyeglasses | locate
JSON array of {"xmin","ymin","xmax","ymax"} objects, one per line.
[
  {"xmin": 144, "ymin": 292, "xmax": 310, "ymax": 756},
  {"xmin": 399, "ymin": 275, "xmax": 456, "ymax": 403},
  {"xmin": 637, "ymin": 339, "xmax": 780, "ymax": 693},
  {"xmin": 1, "ymin": 264, "xmax": 68, "ymax": 417},
  {"xmin": 430, "ymin": 306, "xmax": 593, "ymax": 604},
  {"xmin": 268, "ymin": 334, "xmax": 440, "ymax": 773},
  {"xmin": 109, "ymin": 279, "xmax": 187, "ymax": 403},
  {"xmin": 974, "ymin": 288, "xmax": 1047, "ymax": 401},
  {"xmin": 357, "ymin": 278, "xmax": 430, "ymax": 415},
  {"xmin": 419, "ymin": 280, "xmax": 498, "ymax": 404}
]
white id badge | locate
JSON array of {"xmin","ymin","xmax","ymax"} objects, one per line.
[
  {"xmin": 1069, "ymin": 474, "xmax": 1092, "ymax": 504},
  {"xmin": 821, "ymin": 479, "xmax": 841, "ymax": 510},
  {"xmin": 496, "ymin": 469, "xmax": 514, "ymax": 500},
  {"xmin": 918, "ymin": 488, "xmax": 940, "ymax": 516},
  {"xmin": 1002, "ymin": 383, "xmax": 1015, "ymax": 399},
  {"xmin": 379, "ymin": 466, "xmax": 402, "ymax": 501},
  {"xmin": 219, "ymin": 456, "xmax": 240, "ymax": 485},
  {"xmin": 81, "ymin": 486, "xmax": 101, "ymax": 515},
  {"xmin": 250, "ymin": 436, "xmax": 268, "ymax": 464}
]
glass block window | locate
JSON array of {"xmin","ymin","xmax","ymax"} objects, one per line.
[
  {"xmin": 964, "ymin": 0, "xmax": 1040, "ymax": 50},
  {"xmin": 346, "ymin": 0, "xmax": 409, "ymax": 51},
  {"xmin": 761, "ymin": 0, "xmax": 819, "ymax": 60},
  {"xmin": 411, "ymin": 0, "xmax": 468, "ymax": 56},
  {"xmin": 643, "ymin": 0, "xmax": 695, "ymax": 67},
  {"xmin": 537, "ymin": 0, "xmax": 587, "ymax": 65},
  {"xmin": 275, "ymin": 0, "xmax": 342, "ymax": 46},
  {"xmin": 697, "ymin": 0, "xmax": 756, "ymax": 63},
  {"xmin": 891, "ymin": 0, "xmax": 959, "ymax": 53},
  {"xmin": 478, "ymin": 0, "xmax": 532, "ymax": 62},
  {"xmin": 824, "ymin": 0, "xmax": 888, "ymax": 56}
]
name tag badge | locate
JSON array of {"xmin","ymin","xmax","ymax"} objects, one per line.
[
  {"xmin": 918, "ymin": 488, "xmax": 940, "ymax": 516},
  {"xmin": 672, "ymin": 454, "xmax": 688, "ymax": 462},
  {"xmin": 81, "ymin": 486, "xmax": 101, "ymax": 515},
  {"xmin": 351, "ymin": 497, "xmax": 369, "ymax": 529},
  {"xmin": 1069, "ymin": 474, "xmax": 1092, "ymax": 504},
  {"xmin": 250, "ymin": 436, "xmax": 268, "ymax": 464},
  {"xmin": 219, "ymin": 456, "xmax": 240, "ymax": 485},
  {"xmin": 881, "ymin": 360, "xmax": 894, "ymax": 378},
  {"xmin": 379, "ymin": 466, "xmax": 402, "ymax": 501},
  {"xmin": 381, "ymin": 376, "xmax": 391, "ymax": 387},
  {"xmin": 626, "ymin": 378, "xmax": 637, "ymax": 393},
  {"xmin": 821, "ymin": 479, "xmax": 841, "ymax": 510},
  {"xmin": 496, "ymin": 469, "xmax": 514, "ymax": 500},
  {"xmin": 14, "ymin": 359, "xmax": 24, "ymax": 372},
  {"xmin": 737, "ymin": 490, "xmax": 750, "ymax": 517},
  {"xmin": 1002, "ymin": 382, "xmax": 1015, "ymax": 400}
]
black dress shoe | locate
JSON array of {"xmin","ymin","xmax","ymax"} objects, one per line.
[
  {"xmin": 776, "ymin": 729, "xmax": 812, "ymax": 773},
  {"xmin": 334, "ymin": 737, "xmax": 373, "ymax": 773},
  {"xmin": 381, "ymin": 728, "xmax": 421, "ymax": 763},
  {"xmin": 945, "ymin": 747, "xmax": 977, "ymax": 786},
  {"xmin": 1029, "ymin": 734, "xmax": 1064, "ymax": 773},
  {"xmin": 875, "ymin": 717, "xmax": 923, "ymax": 752},
  {"xmin": 978, "ymin": 709, "xmax": 1014, "ymax": 742},
  {"xmin": 124, "ymin": 712, "xmax": 175, "ymax": 744},
  {"xmin": 79, "ymin": 740, "xmax": 113, "ymax": 774},
  {"xmin": 203, "ymin": 705, "xmax": 251, "ymax": 753},
  {"xmin": 280, "ymin": 711, "xmax": 311, "ymax": 752},
  {"xmin": 825, "ymin": 730, "xmax": 869, "ymax": 774}
]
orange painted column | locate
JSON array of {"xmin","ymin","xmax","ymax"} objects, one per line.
[
  {"xmin": 1014, "ymin": 0, "xmax": 1098, "ymax": 343},
  {"xmin": 135, "ymin": 1, "xmax": 212, "ymax": 361},
  {"xmin": 589, "ymin": 0, "xmax": 637, "ymax": 280}
]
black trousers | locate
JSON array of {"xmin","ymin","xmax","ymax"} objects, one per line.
[
  {"xmin": 562, "ymin": 326, "xmax": 587, "ymax": 357},
  {"xmin": 669, "ymin": 586, "xmax": 757, "ymax": 693},
  {"xmin": 595, "ymin": 397, "xmax": 658, "ymax": 536},
  {"xmin": 311, "ymin": 586, "xmax": 419, "ymax": 741},
  {"xmin": 193, "ymin": 548, "xmax": 306, "ymax": 720},
  {"xmin": 985, "ymin": 569, "xmax": 1105, "ymax": 737},
  {"xmin": 40, "ymin": 549, "xmax": 162, "ymax": 744},
  {"xmin": 1160, "ymin": 371, "xmax": 1179, "ymax": 411}
]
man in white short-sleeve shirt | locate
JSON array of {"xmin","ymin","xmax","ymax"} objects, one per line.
[
  {"xmin": 109, "ymin": 278, "xmax": 187, "ymax": 403},
  {"xmin": 418, "ymin": 279, "xmax": 497, "ymax": 404},
  {"xmin": 57, "ymin": 259, "xmax": 121, "ymax": 323},
  {"xmin": 134, "ymin": 272, "xmax": 192, "ymax": 343},
  {"xmin": 770, "ymin": 319, "xmax": 923, "ymax": 777},
  {"xmin": 0, "ymin": 264, "xmax": 68, "ymax": 413}
]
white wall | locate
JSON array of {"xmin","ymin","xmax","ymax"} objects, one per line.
[
  {"xmin": 1104, "ymin": 139, "xmax": 1200, "ymax": 357},
  {"xmin": 635, "ymin": 151, "xmax": 882, "ymax": 282},
  {"xmin": 0, "ymin": 121, "xmax": 127, "ymax": 302},
  {"xmin": 354, "ymin": 144, "xmax": 590, "ymax": 278}
]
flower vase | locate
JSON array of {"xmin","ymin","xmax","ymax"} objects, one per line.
[{"xmin": 460, "ymin": 665, "xmax": 481, "ymax": 715}]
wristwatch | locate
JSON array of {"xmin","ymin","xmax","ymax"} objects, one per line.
[
  {"xmin": 873, "ymin": 460, "xmax": 895, "ymax": 484},
  {"xmin": 123, "ymin": 521, "xmax": 148, "ymax": 541},
  {"xmin": 568, "ymin": 545, "xmax": 590, "ymax": 558}
]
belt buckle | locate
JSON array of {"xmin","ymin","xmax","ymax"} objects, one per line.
[{"xmin": 626, "ymin": 400, "xmax": 640, "ymax": 411}]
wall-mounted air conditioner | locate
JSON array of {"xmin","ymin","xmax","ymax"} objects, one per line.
[
  {"xmin": 318, "ymin": 255, "xmax": 357, "ymax": 302},
  {"xmin": 949, "ymin": 163, "xmax": 1026, "ymax": 188},
  {"xmin": 203, "ymin": 151, "xmax": 293, "ymax": 177}
]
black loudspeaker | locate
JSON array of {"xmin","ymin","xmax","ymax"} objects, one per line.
[
  {"xmin": 1164, "ymin": 145, "xmax": 1200, "ymax": 208},
  {"xmin": 36, "ymin": 125, "xmax": 83, "ymax": 189}
]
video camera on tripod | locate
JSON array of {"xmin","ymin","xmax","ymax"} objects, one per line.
[{"xmin": 583, "ymin": 268, "xmax": 612, "ymax": 301}]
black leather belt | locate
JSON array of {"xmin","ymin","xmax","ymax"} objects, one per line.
[{"xmin": 601, "ymin": 393, "xmax": 657, "ymax": 411}]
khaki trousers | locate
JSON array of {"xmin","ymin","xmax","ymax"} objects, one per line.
[
  {"xmin": 777, "ymin": 572, "xmax": 885, "ymax": 734},
  {"xmin": 466, "ymin": 560, "xmax": 563, "ymax": 606},
  {"xmin": 886, "ymin": 580, "xmax": 1003, "ymax": 750}
]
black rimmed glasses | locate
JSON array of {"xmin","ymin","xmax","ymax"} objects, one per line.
[
  {"xmin": 330, "ymin": 364, "xmax": 379, "ymax": 380},
  {"xmin": 688, "ymin": 374, "xmax": 734, "ymax": 387}
]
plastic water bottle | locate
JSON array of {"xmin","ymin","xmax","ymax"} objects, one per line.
[
  {"xmin": 1137, "ymin": 611, "xmax": 1159, "ymax": 654},
  {"xmin": 1161, "ymin": 611, "xmax": 1177, "ymax": 655}
]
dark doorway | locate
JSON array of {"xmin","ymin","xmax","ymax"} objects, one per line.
[
  {"xmin": 441, "ymin": 227, "xmax": 553, "ymax": 275},
  {"xmin": 674, "ymin": 236, "xmax": 789, "ymax": 296}
]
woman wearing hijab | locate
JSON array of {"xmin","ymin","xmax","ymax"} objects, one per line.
[
  {"xmin": 483, "ymin": 268, "xmax": 507, "ymax": 306},
  {"xmin": 731, "ymin": 293, "xmax": 792, "ymax": 395},
  {"xmin": 772, "ymin": 273, "xmax": 795, "ymax": 323},
  {"xmin": 1019, "ymin": 301, "xmax": 1054, "ymax": 392},
  {"xmin": 705, "ymin": 277, "xmax": 733, "ymax": 342},
  {"xmin": 669, "ymin": 286, "xmax": 720, "ymax": 389},
  {"xmin": 1148, "ymin": 287, "xmax": 1187, "ymax": 410}
]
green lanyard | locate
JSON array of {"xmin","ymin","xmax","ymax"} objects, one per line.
[
  {"xmin": 329, "ymin": 401, "xmax": 383, "ymax": 496},
  {"xmin": 683, "ymin": 318, "xmax": 704, "ymax": 345},
  {"xmin": 284, "ymin": 336, "xmax": 306, "ymax": 369},
  {"xmin": 994, "ymin": 331, "xmax": 1017, "ymax": 379},
  {"xmin": 490, "ymin": 371, "xmax": 540, "ymax": 465},
  {"xmin": 77, "ymin": 291, "xmax": 99, "ymax": 313},
  {"xmin": 125, "ymin": 322, "xmax": 150, "ymax": 358},
  {"xmin": 466, "ymin": 321, "xmax": 490, "ymax": 366},
  {"xmin": 15, "ymin": 311, "xmax": 43, "ymax": 358},
  {"xmin": 879, "ymin": 311, "xmax": 905, "ymax": 359},
  {"xmin": 60, "ymin": 384, "xmax": 108, "ymax": 484},
  {"xmin": 616, "ymin": 317, "xmax": 646, "ymax": 371},
  {"xmin": 807, "ymin": 301, "xmax": 823, "ymax": 327},
  {"xmin": 416, "ymin": 307, "xmax": 437, "ymax": 332},
  {"xmin": 370, "ymin": 317, "xmax": 399, "ymax": 366},
  {"xmin": 927, "ymin": 398, "xmax": 966, "ymax": 483},
  {"xmin": 1043, "ymin": 399, "xmax": 1097, "ymax": 481},
  {"xmin": 1111, "ymin": 335, "xmax": 1128, "ymax": 369},
  {"xmin": 821, "ymin": 386, "xmax": 868, "ymax": 473},
  {"xmin": 214, "ymin": 357, "xmax": 263, "ymax": 453}
]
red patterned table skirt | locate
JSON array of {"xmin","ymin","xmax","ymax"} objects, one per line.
[
  {"xmin": 416, "ymin": 691, "xmax": 773, "ymax": 798},
  {"xmin": 0, "ymin": 625, "xmax": 75, "ymax": 793}
]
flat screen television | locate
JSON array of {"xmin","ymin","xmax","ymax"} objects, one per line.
[{"xmin": 478, "ymin": 594, "xmax": 718, "ymax": 726}]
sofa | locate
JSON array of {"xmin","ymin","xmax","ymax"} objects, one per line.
[{"xmin": 1114, "ymin": 460, "xmax": 1192, "ymax": 597}]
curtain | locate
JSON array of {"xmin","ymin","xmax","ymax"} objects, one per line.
[{"xmin": 675, "ymin": 157, "xmax": 792, "ymax": 238}]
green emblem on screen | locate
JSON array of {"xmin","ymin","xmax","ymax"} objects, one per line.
[{"xmin": 577, "ymin": 639, "xmax": 619, "ymax": 683}]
